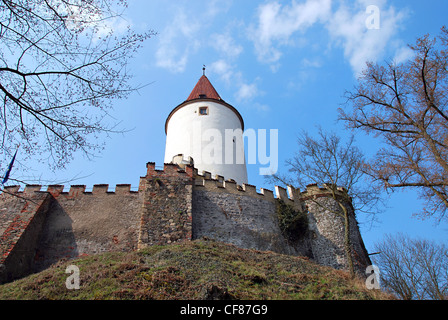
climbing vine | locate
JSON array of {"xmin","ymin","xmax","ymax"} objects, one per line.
[{"xmin": 276, "ymin": 199, "xmax": 308, "ymax": 242}]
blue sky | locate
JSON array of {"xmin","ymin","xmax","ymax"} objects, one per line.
[{"xmin": 11, "ymin": 0, "xmax": 448, "ymax": 253}]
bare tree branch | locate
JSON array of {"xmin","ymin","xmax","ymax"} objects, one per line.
[
  {"xmin": 373, "ymin": 233, "xmax": 448, "ymax": 300},
  {"xmin": 268, "ymin": 128, "xmax": 384, "ymax": 277},
  {"xmin": 339, "ymin": 26, "xmax": 448, "ymax": 222},
  {"xmin": 0, "ymin": 0, "xmax": 155, "ymax": 178}
]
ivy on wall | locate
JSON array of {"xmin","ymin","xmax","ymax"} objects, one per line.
[{"xmin": 276, "ymin": 199, "xmax": 308, "ymax": 242}]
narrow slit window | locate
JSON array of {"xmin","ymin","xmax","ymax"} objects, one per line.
[{"xmin": 199, "ymin": 107, "xmax": 208, "ymax": 115}]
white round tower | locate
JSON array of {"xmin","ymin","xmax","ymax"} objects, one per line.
[{"xmin": 164, "ymin": 73, "xmax": 248, "ymax": 185}]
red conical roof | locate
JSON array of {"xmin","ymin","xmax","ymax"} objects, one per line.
[
  {"xmin": 165, "ymin": 74, "xmax": 244, "ymax": 133},
  {"xmin": 186, "ymin": 75, "xmax": 221, "ymax": 101}
]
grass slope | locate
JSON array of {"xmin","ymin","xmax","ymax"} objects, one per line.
[{"xmin": 0, "ymin": 239, "xmax": 392, "ymax": 300}]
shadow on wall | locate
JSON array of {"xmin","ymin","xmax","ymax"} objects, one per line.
[{"xmin": 33, "ymin": 200, "xmax": 77, "ymax": 273}]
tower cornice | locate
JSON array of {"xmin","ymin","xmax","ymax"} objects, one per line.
[{"xmin": 165, "ymin": 98, "xmax": 244, "ymax": 134}]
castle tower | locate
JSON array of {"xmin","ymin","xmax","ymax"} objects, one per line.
[
  {"xmin": 164, "ymin": 71, "xmax": 248, "ymax": 185},
  {"xmin": 302, "ymin": 184, "xmax": 371, "ymax": 275}
]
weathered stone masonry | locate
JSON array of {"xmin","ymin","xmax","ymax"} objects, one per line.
[
  {"xmin": 0, "ymin": 162, "xmax": 371, "ymax": 284},
  {"xmin": 192, "ymin": 181, "xmax": 312, "ymax": 257},
  {"xmin": 0, "ymin": 184, "xmax": 141, "ymax": 284},
  {"xmin": 303, "ymin": 185, "xmax": 371, "ymax": 273},
  {"xmin": 0, "ymin": 189, "xmax": 52, "ymax": 283},
  {"xmin": 138, "ymin": 162, "xmax": 194, "ymax": 248}
]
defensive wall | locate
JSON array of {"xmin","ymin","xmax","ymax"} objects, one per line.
[{"xmin": 0, "ymin": 160, "xmax": 371, "ymax": 284}]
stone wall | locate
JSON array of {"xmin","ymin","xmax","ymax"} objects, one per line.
[
  {"xmin": 137, "ymin": 162, "xmax": 194, "ymax": 248},
  {"xmin": 302, "ymin": 184, "xmax": 371, "ymax": 274},
  {"xmin": 34, "ymin": 184, "xmax": 141, "ymax": 273},
  {"xmin": 192, "ymin": 179, "xmax": 312, "ymax": 257},
  {"xmin": 0, "ymin": 187, "xmax": 52, "ymax": 283},
  {"xmin": 0, "ymin": 184, "xmax": 141, "ymax": 282},
  {"xmin": 0, "ymin": 162, "xmax": 371, "ymax": 284}
]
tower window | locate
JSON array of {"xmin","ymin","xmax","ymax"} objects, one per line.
[{"xmin": 199, "ymin": 107, "xmax": 208, "ymax": 115}]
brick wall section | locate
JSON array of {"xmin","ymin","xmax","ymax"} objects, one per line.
[
  {"xmin": 0, "ymin": 188, "xmax": 52, "ymax": 283},
  {"xmin": 137, "ymin": 163, "xmax": 194, "ymax": 249}
]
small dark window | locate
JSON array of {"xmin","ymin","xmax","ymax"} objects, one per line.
[
  {"xmin": 199, "ymin": 94, "xmax": 207, "ymax": 99},
  {"xmin": 199, "ymin": 107, "xmax": 208, "ymax": 115}
]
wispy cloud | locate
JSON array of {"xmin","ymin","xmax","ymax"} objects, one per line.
[
  {"xmin": 209, "ymin": 59, "xmax": 233, "ymax": 83},
  {"xmin": 393, "ymin": 46, "xmax": 415, "ymax": 64},
  {"xmin": 155, "ymin": 10, "xmax": 199, "ymax": 73},
  {"xmin": 209, "ymin": 59, "xmax": 263, "ymax": 103},
  {"xmin": 211, "ymin": 32, "xmax": 243, "ymax": 58},
  {"xmin": 327, "ymin": 1, "xmax": 409, "ymax": 75},
  {"xmin": 249, "ymin": 0, "xmax": 332, "ymax": 63},
  {"xmin": 236, "ymin": 82, "xmax": 260, "ymax": 102},
  {"xmin": 249, "ymin": 0, "xmax": 409, "ymax": 75},
  {"xmin": 154, "ymin": 1, "xmax": 229, "ymax": 73},
  {"xmin": 209, "ymin": 26, "xmax": 264, "ymax": 106}
]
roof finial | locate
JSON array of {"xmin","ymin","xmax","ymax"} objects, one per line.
[{"xmin": 202, "ymin": 64, "xmax": 206, "ymax": 76}]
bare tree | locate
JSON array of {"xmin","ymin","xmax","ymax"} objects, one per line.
[
  {"xmin": 0, "ymin": 0, "xmax": 154, "ymax": 177},
  {"xmin": 269, "ymin": 129, "xmax": 383, "ymax": 277},
  {"xmin": 339, "ymin": 26, "xmax": 448, "ymax": 222},
  {"xmin": 373, "ymin": 233, "xmax": 448, "ymax": 300}
]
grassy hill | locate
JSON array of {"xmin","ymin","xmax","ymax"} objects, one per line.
[{"xmin": 0, "ymin": 239, "xmax": 393, "ymax": 300}]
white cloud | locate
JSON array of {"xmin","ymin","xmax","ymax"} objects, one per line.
[
  {"xmin": 236, "ymin": 83, "xmax": 259, "ymax": 101},
  {"xmin": 252, "ymin": 102, "xmax": 270, "ymax": 113},
  {"xmin": 209, "ymin": 59, "xmax": 233, "ymax": 84},
  {"xmin": 209, "ymin": 59, "xmax": 263, "ymax": 104},
  {"xmin": 393, "ymin": 46, "xmax": 414, "ymax": 64},
  {"xmin": 211, "ymin": 33, "xmax": 243, "ymax": 58},
  {"xmin": 327, "ymin": 1, "xmax": 408, "ymax": 75},
  {"xmin": 155, "ymin": 10, "xmax": 200, "ymax": 73},
  {"xmin": 66, "ymin": 5, "xmax": 132, "ymax": 40},
  {"xmin": 154, "ymin": 1, "xmax": 230, "ymax": 73},
  {"xmin": 249, "ymin": 0, "xmax": 409, "ymax": 76},
  {"xmin": 301, "ymin": 58, "xmax": 322, "ymax": 68},
  {"xmin": 249, "ymin": 0, "xmax": 332, "ymax": 63},
  {"xmin": 207, "ymin": 17, "xmax": 263, "ymax": 105}
]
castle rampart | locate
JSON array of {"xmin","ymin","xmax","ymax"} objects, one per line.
[
  {"xmin": 0, "ymin": 161, "xmax": 370, "ymax": 284},
  {"xmin": 301, "ymin": 184, "xmax": 371, "ymax": 273},
  {"xmin": 0, "ymin": 190, "xmax": 52, "ymax": 283},
  {"xmin": 0, "ymin": 183, "xmax": 141, "ymax": 283}
]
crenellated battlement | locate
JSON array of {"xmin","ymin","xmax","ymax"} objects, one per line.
[
  {"xmin": 1, "ymin": 163, "xmax": 346, "ymax": 210},
  {"xmin": 0, "ymin": 160, "xmax": 370, "ymax": 284},
  {"xmin": 144, "ymin": 161, "xmax": 195, "ymax": 179},
  {"xmin": 137, "ymin": 157, "xmax": 305, "ymax": 209},
  {"xmin": 193, "ymin": 170, "xmax": 301, "ymax": 209},
  {"xmin": 301, "ymin": 183, "xmax": 351, "ymax": 202},
  {"xmin": 1, "ymin": 184, "xmax": 138, "ymax": 199}
]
